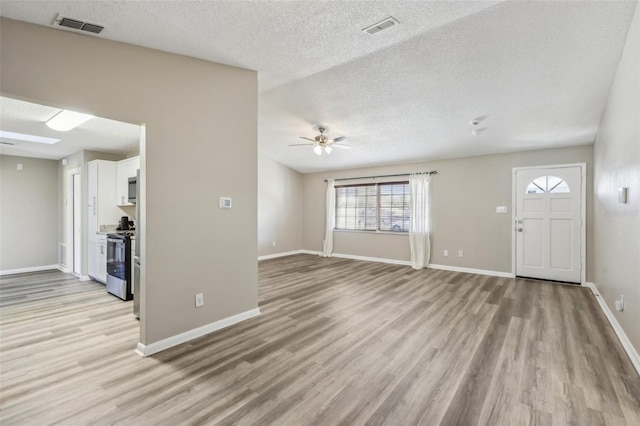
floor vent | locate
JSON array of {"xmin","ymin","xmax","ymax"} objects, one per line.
[
  {"xmin": 53, "ymin": 14, "xmax": 105, "ymax": 35},
  {"xmin": 362, "ymin": 17, "xmax": 399, "ymax": 35},
  {"xmin": 58, "ymin": 243, "xmax": 67, "ymax": 267}
]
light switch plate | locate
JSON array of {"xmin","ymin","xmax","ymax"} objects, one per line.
[
  {"xmin": 618, "ymin": 187, "xmax": 628, "ymax": 204},
  {"xmin": 219, "ymin": 197, "xmax": 232, "ymax": 209},
  {"xmin": 496, "ymin": 206, "xmax": 507, "ymax": 213}
]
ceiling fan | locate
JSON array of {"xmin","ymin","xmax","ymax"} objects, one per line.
[{"xmin": 289, "ymin": 126, "xmax": 351, "ymax": 156}]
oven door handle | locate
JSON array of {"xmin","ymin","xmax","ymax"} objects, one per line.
[{"xmin": 107, "ymin": 238, "xmax": 122, "ymax": 244}]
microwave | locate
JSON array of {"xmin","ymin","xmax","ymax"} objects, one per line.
[{"xmin": 128, "ymin": 175, "xmax": 137, "ymax": 204}]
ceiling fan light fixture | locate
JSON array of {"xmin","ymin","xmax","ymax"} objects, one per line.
[
  {"xmin": 314, "ymin": 145, "xmax": 323, "ymax": 156},
  {"xmin": 324, "ymin": 145, "xmax": 333, "ymax": 154}
]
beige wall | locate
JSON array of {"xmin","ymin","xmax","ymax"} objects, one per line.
[
  {"xmin": 0, "ymin": 155, "xmax": 59, "ymax": 271},
  {"xmin": 0, "ymin": 18, "xmax": 258, "ymax": 345},
  {"xmin": 303, "ymin": 145, "xmax": 594, "ymax": 276},
  {"xmin": 258, "ymin": 155, "xmax": 303, "ymax": 257},
  {"xmin": 593, "ymin": 6, "xmax": 640, "ymax": 351}
]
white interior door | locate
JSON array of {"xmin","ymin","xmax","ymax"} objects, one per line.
[
  {"xmin": 515, "ymin": 166, "xmax": 582, "ymax": 283},
  {"xmin": 73, "ymin": 173, "xmax": 82, "ymax": 276}
]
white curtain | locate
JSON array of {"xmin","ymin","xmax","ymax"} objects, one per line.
[
  {"xmin": 321, "ymin": 179, "xmax": 335, "ymax": 257},
  {"xmin": 409, "ymin": 173, "xmax": 431, "ymax": 269}
]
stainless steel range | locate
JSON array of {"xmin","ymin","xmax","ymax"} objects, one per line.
[{"xmin": 106, "ymin": 231, "xmax": 134, "ymax": 300}]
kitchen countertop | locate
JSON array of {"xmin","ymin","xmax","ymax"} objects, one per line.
[{"xmin": 97, "ymin": 224, "xmax": 135, "ymax": 236}]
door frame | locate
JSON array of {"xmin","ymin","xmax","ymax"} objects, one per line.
[
  {"xmin": 66, "ymin": 167, "xmax": 82, "ymax": 277},
  {"xmin": 511, "ymin": 163, "xmax": 586, "ymax": 284}
]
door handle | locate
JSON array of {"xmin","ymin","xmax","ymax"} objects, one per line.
[{"xmin": 517, "ymin": 228, "xmax": 523, "ymax": 232}]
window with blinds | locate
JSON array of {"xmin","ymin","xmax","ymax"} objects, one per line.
[{"xmin": 335, "ymin": 182, "xmax": 410, "ymax": 232}]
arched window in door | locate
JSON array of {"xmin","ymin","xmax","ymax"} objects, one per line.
[{"xmin": 525, "ymin": 175, "xmax": 570, "ymax": 194}]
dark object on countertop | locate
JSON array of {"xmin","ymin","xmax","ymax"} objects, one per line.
[{"xmin": 119, "ymin": 216, "xmax": 129, "ymax": 231}]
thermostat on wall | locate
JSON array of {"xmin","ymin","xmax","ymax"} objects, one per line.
[{"xmin": 220, "ymin": 197, "xmax": 232, "ymax": 209}]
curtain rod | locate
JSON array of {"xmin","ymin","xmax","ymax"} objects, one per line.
[{"xmin": 324, "ymin": 171, "xmax": 437, "ymax": 183}]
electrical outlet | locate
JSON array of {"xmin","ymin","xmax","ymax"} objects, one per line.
[
  {"xmin": 458, "ymin": 250, "xmax": 464, "ymax": 258},
  {"xmin": 615, "ymin": 294, "xmax": 624, "ymax": 311},
  {"xmin": 195, "ymin": 293, "xmax": 204, "ymax": 308},
  {"xmin": 444, "ymin": 250, "xmax": 448, "ymax": 257},
  {"xmin": 272, "ymin": 241, "xmax": 276, "ymax": 247}
]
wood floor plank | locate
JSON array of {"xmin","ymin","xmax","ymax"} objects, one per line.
[{"xmin": 1, "ymin": 256, "xmax": 639, "ymax": 425}]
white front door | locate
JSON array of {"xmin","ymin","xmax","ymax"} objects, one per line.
[{"xmin": 515, "ymin": 166, "xmax": 582, "ymax": 283}]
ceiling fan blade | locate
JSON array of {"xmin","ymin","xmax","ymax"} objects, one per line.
[
  {"xmin": 299, "ymin": 136, "xmax": 315, "ymax": 142},
  {"xmin": 331, "ymin": 136, "xmax": 347, "ymax": 143},
  {"xmin": 289, "ymin": 143, "xmax": 314, "ymax": 146},
  {"xmin": 333, "ymin": 143, "xmax": 352, "ymax": 149}
]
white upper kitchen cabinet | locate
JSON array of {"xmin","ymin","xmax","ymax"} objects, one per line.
[
  {"xmin": 88, "ymin": 160, "xmax": 120, "ymax": 280},
  {"xmin": 116, "ymin": 156, "xmax": 140, "ymax": 206}
]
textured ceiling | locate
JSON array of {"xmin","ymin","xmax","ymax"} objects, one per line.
[
  {"xmin": 0, "ymin": 1, "xmax": 636, "ymax": 172},
  {"xmin": 0, "ymin": 97, "xmax": 140, "ymax": 160},
  {"xmin": 260, "ymin": 1, "xmax": 638, "ymax": 172},
  {"xmin": 0, "ymin": 0, "xmax": 501, "ymax": 92}
]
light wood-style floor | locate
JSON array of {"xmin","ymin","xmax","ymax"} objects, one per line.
[{"xmin": 1, "ymin": 254, "xmax": 639, "ymax": 425}]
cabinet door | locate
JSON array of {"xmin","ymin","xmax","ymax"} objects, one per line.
[
  {"xmin": 88, "ymin": 240, "xmax": 98, "ymax": 279},
  {"xmin": 88, "ymin": 162, "xmax": 98, "ymax": 207},
  {"xmin": 116, "ymin": 157, "xmax": 140, "ymax": 206},
  {"xmin": 97, "ymin": 242, "xmax": 107, "ymax": 283},
  {"xmin": 88, "ymin": 162, "xmax": 98, "ymax": 236}
]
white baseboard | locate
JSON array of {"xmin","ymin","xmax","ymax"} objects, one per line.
[
  {"xmin": 258, "ymin": 250, "xmax": 304, "ymax": 261},
  {"xmin": 585, "ymin": 282, "xmax": 640, "ymax": 375},
  {"xmin": 78, "ymin": 275, "xmax": 91, "ymax": 282},
  {"xmin": 0, "ymin": 264, "xmax": 59, "ymax": 276},
  {"xmin": 298, "ymin": 250, "xmax": 511, "ymax": 277},
  {"xmin": 299, "ymin": 250, "xmax": 321, "ymax": 256},
  {"xmin": 57, "ymin": 265, "xmax": 69, "ymax": 273},
  {"xmin": 427, "ymin": 263, "xmax": 514, "ymax": 278},
  {"xmin": 333, "ymin": 252, "xmax": 410, "ymax": 266},
  {"xmin": 135, "ymin": 307, "xmax": 261, "ymax": 357},
  {"xmin": 300, "ymin": 250, "xmax": 409, "ymax": 265}
]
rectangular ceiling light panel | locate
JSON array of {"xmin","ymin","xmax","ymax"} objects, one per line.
[
  {"xmin": 46, "ymin": 110, "xmax": 95, "ymax": 132},
  {"xmin": 0, "ymin": 130, "xmax": 61, "ymax": 144}
]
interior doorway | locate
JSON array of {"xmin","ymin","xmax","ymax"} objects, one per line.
[
  {"xmin": 66, "ymin": 167, "xmax": 82, "ymax": 277},
  {"xmin": 512, "ymin": 164, "xmax": 586, "ymax": 284},
  {"xmin": 72, "ymin": 173, "xmax": 81, "ymax": 276}
]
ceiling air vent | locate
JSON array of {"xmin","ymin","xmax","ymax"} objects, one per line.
[
  {"xmin": 0, "ymin": 141, "xmax": 17, "ymax": 146},
  {"xmin": 362, "ymin": 17, "xmax": 399, "ymax": 35},
  {"xmin": 53, "ymin": 14, "xmax": 105, "ymax": 35}
]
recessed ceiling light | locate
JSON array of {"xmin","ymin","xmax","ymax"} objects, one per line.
[
  {"xmin": 46, "ymin": 110, "xmax": 94, "ymax": 131},
  {"xmin": 0, "ymin": 130, "xmax": 61, "ymax": 144}
]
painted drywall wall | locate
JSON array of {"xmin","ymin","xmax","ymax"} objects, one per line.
[
  {"xmin": 0, "ymin": 18, "xmax": 258, "ymax": 346},
  {"xmin": 258, "ymin": 155, "xmax": 303, "ymax": 257},
  {"xmin": 0, "ymin": 155, "xmax": 58, "ymax": 271},
  {"xmin": 303, "ymin": 145, "xmax": 594, "ymax": 277},
  {"xmin": 593, "ymin": 5, "xmax": 639, "ymax": 351}
]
